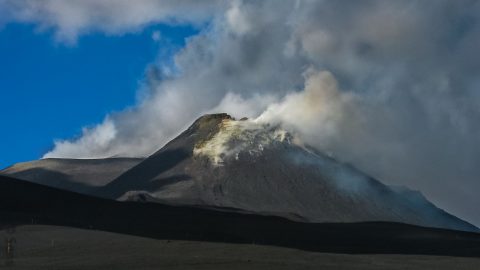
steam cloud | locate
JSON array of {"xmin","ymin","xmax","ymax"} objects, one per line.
[{"xmin": 2, "ymin": 0, "xmax": 480, "ymax": 225}]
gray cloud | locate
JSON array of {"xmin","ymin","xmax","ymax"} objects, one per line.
[
  {"xmin": 0, "ymin": 0, "xmax": 221, "ymax": 43},
  {"xmin": 3, "ymin": 0, "xmax": 480, "ymax": 226}
]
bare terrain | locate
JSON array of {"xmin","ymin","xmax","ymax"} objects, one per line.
[{"xmin": 1, "ymin": 225, "xmax": 479, "ymax": 270}]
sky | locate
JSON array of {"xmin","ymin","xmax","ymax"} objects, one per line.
[
  {"xmin": 0, "ymin": 0, "xmax": 479, "ymax": 226},
  {"xmin": 0, "ymin": 22, "xmax": 197, "ymax": 169}
]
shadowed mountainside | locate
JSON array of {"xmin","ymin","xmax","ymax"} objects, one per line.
[{"xmin": 1, "ymin": 174, "xmax": 480, "ymax": 257}]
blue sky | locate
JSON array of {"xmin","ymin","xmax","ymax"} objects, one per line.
[{"xmin": 0, "ymin": 23, "xmax": 197, "ymax": 169}]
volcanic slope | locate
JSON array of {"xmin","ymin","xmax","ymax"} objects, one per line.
[
  {"xmin": 1, "ymin": 158, "xmax": 143, "ymax": 195},
  {"xmin": 101, "ymin": 113, "xmax": 476, "ymax": 232}
]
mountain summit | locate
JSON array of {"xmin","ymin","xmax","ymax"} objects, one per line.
[{"xmin": 99, "ymin": 113, "xmax": 476, "ymax": 232}]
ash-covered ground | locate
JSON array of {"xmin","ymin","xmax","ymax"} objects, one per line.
[{"xmin": 1, "ymin": 225, "xmax": 479, "ymax": 270}]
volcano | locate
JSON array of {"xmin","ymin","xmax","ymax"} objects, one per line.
[
  {"xmin": 88, "ymin": 113, "xmax": 475, "ymax": 232},
  {"xmin": 2, "ymin": 113, "xmax": 475, "ymax": 232}
]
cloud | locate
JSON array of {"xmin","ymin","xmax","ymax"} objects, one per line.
[
  {"xmin": 3, "ymin": 0, "xmax": 480, "ymax": 225},
  {"xmin": 0, "ymin": 0, "xmax": 221, "ymax": 43}
]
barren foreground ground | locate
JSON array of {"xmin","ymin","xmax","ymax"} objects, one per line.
[{"xmin": 1, "ymin": 225, "xmax": 479, "ymax": 270}]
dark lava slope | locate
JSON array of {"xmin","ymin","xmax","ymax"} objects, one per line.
[
  {"xmin": 1, "ymin": 174, "xmax": 480, "ymax": 257},
  {"xmin": 101, "ymin": 113, "xmax": 477, "ymax": 232}
]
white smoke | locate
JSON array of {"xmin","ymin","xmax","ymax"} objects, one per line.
[
  {"xmin": 44, "ymin": 118, "xmax": 117, "ymax": 158},
  {"xmin": 256, "ymin": 69, "xmax": 358, "ymax": 147},
  {"xmin": 2, "ymin": 0, "xmax": 480, "ymax": 225}
]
